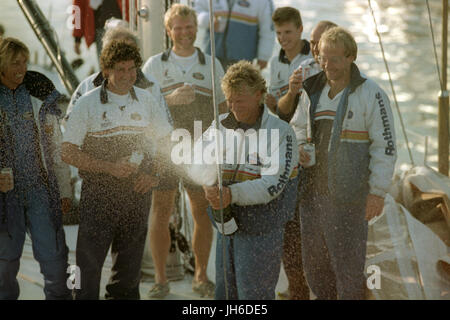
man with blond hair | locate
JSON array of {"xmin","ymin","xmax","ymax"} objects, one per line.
[
  {"xmin": 0, "ymin": 38, "xmax": 72, "ymax": 300},
  {"xmin": 202, "ymin": 60, "xmax": 299, "ymax": 299},
  {"xmin": 142, "ymin": 3, "xmax": 226, "ymax": 298},
  {"xmin": 290, "ymin": 27, "xmax": 396, "ymax": 299}
]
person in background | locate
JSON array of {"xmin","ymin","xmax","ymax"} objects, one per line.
[
  {"xmin": 266, "ymin": 7, "xmax": 312, "ymax": 114},
  {"xmin": 72, "ymin": 0, "xmax": 129, "ymax": 59},
  {"xmin": 142, "ymin": 4, "xmax": 227, "ymax": 299},
  {"xmin": 0, "ymin": 37, "xmax": 72, "ymax": 300},
  {"xmin": 62, "ymin": 40, "xmax": 172, "ymax": 300},
  {"xmin": 290, "ymin": 27, "xmax": 397, "ymax": 299},
  {"xmin": 202, "ymin": 60, "xmax": 299, "ymax": 299},
  {"xmin": 265, "ymin": 6, "xmax": 312, "ymax": 301},
  {"xmin": 267, "ymin": 16, "xmax": 338, "ymax": 301},
  {"xmin": 276, "ymin": 20, "xmax": 337, "ymax": 121},
  {"xmin": 67, "ymin": 24, "xmax": 171, "ymax": 124},
  {"xmin": 193, "ymin": 0, "xmax": 275, "ymax": 70}
]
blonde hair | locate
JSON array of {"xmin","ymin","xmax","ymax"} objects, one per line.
[
  {"xmin": 221, "ymin": 60, "xmax": 267, "ymax": 102},
  {"xmin": 319, "ymin": 27, "xmax": 357, "ymax": 59},
  {"xmin": 164, "ymin": 3, "xmax": 197, "ymax": 30},
  {"xmin": 0, "ymin": 37, "xmax": 29, "ymax": 73}
]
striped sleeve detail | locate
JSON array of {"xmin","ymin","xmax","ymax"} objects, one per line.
[
  {"xmin": 340, "ymin": 130, "xmax": 370, "ymax": 142},
  {"xmin": 88, "ymin": 126, "xmax": 145, "ymax": 138},
  {"xmin": 223, "ymin": 165, "xmax": 298, "ymax": 183},
  {"xmin": 161, "ymin": 83, "xmax": 184, "ymax": 94},
  {"xmin": 229, "ymin": 12, "xmax": 258, "ymax": 25}
]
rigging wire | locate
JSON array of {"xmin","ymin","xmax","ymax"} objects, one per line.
[
  {"xmin": 207, "ymin": 0, "xmax": 229, "ymax": 300},
  {"xmin": 426, "ymin": 0, "xmax": 444, "ymax": 92},
  {"xmin": 367, "ymin": 0, "xmax": 415, "ymax": 166}
]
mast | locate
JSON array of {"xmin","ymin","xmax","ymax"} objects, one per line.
[
  {"xmin": 16, "ymin": 0, "xmax": 79, "ymax": 95},
  {"xmin": 438, "ymin": 0, "xmax": 449, "ymax": 176}
]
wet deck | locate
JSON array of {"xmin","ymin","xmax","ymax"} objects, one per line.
[{"xmin": 17, "ymin": 225, "xmax": 289, "ymax": 300}]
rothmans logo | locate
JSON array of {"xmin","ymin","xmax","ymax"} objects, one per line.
[{"xmin": 376, "ymin": 92, "xmax": 395, "ymax": 156}]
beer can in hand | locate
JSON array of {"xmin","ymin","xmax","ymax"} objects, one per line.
[
  {"xmin": 302, "ymin": 143, "xmax": 316, "ymax": 167},
  {"xmin": 300, "ymin": 65, "xmax": 311, "ymax": 80},
  {"xmin": 1, "ymin": 167, "xmax": 14, "ymax": 189}
]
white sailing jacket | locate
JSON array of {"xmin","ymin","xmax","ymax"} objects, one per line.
[
  {"xmin": 197, "ymin": 106, "xmax": 299, "ymax": 206},
  {"xmin": 290, "ymin": 64, "xmax": 397, "ymax": 199}
]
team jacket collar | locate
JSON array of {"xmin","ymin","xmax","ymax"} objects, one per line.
[
  {"xmin": 221, "ymin": 105, "xmax": 265, "ymax": 130},
  {"xmin": 278, "ymin": 40, "xmax": 311, "ymax": 65},
  {"xmin": 1, "ymin": 71, "xmax": 56, "ymax": 101},
  {"xmin": 93, "ymin": 69, "xmax": 154, "ymax": 89},
  {"xmin": 303, "ymin": 62, "xmax": 366, "ymax": 96},
  {"xmin": 161, "ymin": 47, "xmax": 206, "ymax": 65},
  {"xmin": 100, "ymin": 79, "xmax": 139, "ymax": 104}
]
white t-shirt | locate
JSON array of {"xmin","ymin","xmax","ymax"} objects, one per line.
[
  {"xmin": 314, "ymin": 84, "xmax": 344, "ymax": 121},
  {"xmin": 169, "ymin": 50, "xmax": 199, "ymax": 75}
]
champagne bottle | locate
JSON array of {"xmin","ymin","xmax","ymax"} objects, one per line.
[{"xmin": 212, "ymin": 205, "xmax": 238, "ymax": 235}]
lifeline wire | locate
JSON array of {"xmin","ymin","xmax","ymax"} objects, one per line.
[
  {"xmin": 208, "ymin": 0, "xmax": 229, "ymax": 300},
  {"xmin": 368, "ymin": 0, "xmax": 415, "ymax": 166},
  {"xmin": 426, "ymin": 0, "xmax": 444, "ymax": 92}
]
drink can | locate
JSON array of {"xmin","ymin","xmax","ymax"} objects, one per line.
[
  {"xmin": 302, "ymin": 143, "xmax": 316, "ymax": 167},
  {"xmin": 1, "ymin": 168, "xmax": 13, "ymax": 178},
  {"xmin": 212, "ymin": 206, "xmax": 238, "ymax": 235},
  {"xmin": 299, "ymin": 65, "xmax": 311, "ymax": 80},
  {"xmin": 1, "ymin": 167, "xmax": 13, "ymax": 189}
]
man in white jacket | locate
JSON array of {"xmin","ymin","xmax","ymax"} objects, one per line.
[
  {"xmin": 203, "ymin": 61, "xmax": 299, "ymax": 299},
  {"xmin": 290, "ymin": 27, "xmax": 397, "ymax": 299}
]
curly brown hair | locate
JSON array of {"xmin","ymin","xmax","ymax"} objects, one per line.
[{"xmin": 100, "ymin": 39, "xmax": 142, "ymax": 71}]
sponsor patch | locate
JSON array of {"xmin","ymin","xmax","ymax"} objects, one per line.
[
  {"xmin": 238, "ymin": 0, "xmax": 250, "ymax": 8},
  {"xmin": 347, "ymin": 110, "xmax": 353, "ymax": 119},
  {"xmin": 192, "ymin": 72, "xmax": 205, "ymax": 80},
  {"xmin": 131, "ymin": 113, "xmax": 142, "ymax": 121}
]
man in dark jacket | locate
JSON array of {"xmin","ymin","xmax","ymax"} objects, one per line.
[{"xmin": 0, "ymin": 37, "xmax": 72, "ymax": 300}]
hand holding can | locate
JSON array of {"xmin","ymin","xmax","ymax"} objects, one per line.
[
  {"xmin": 298, "ymin": 65, "xmax": 311, "ymax": 81},
  {"xmin": 299, "ymin": 143, "xmax": 316, "ymax": 167},
  {"xmin": 0, "ymin": 168, "xmax": 14, "ymax": 192}
]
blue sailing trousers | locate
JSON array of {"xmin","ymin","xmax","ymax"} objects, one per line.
[
  {"xmin": 0, "ymin": 184, "xmax": 70, "ymax": 300},
  {"xmin": 214, "ymin": 227, "xmax": 285, "ymax": 300},
  {"xmin": 299, "ymin": 193, "xmax": 368, "ymax": 300}
]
